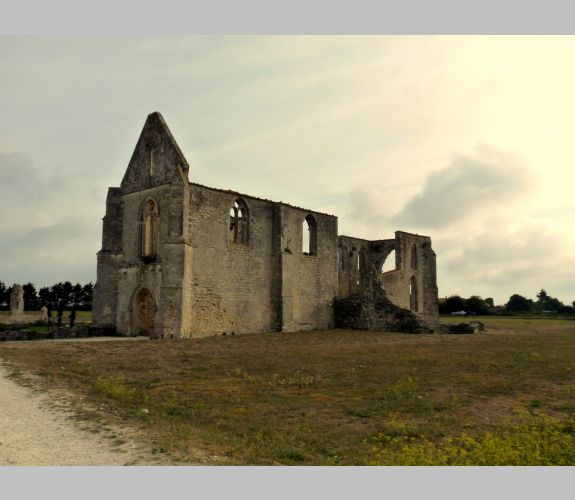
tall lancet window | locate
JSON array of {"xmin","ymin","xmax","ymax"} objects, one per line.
[
  {"xmin": 302, "ymin": 214, "xmax": 317, "ymax": 255},
  {"xmin": 141, "ymin": 199, "xmax": 159, "ymax": 260},
  {"xmin": 229, "ymin": 198, "xmax": 249, "ymax": 245}
]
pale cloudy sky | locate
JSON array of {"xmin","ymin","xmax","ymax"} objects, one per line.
[{"xmin": 1, "ymin": 36, "xmax": 574, "ymax": 305}]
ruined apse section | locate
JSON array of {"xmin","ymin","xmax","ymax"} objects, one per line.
[
  {"xmin": 337, "ymin": 231, "xmax": 438, "ymax": 323},
  {"xmin": 93, "ymin": 112, "xmax": 192, "ymax": 338}
]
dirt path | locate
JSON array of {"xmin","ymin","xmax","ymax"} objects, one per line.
[{"xmin": 0, "ymin": 361, "xmax": 160, "ymax": 466}]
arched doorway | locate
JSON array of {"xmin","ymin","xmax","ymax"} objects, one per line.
[{"xmin": 132, "ymin": 287, "xmax": 156, "ymax": 336}]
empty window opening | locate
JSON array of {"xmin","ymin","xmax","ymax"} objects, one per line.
[
  {"xmin": 411, "ymin": 244, "xmax": 418, "ymax": 270},
  {"xmin": 410, "ymin": 276, "xmax": 419, "ymax": 312},
  {"xmin": 140, "ymin": 199, "xmax": 159, "ymax": 260},
  {"xmin": 302, "ymin": 215, "xmax": 317, "ymax": 255},
  {"xmin": 380, "ymin": 249, "xmax": 396, "ymax": 274},
  {"xmin": 229, "ymin": 199, "xmax": 249, "ymax": 244}
]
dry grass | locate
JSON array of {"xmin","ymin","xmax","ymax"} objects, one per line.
[
  {"xmin": 0, "ymin": 310, "xmax": 92, "ymax": 321},
  {"xmin": 1, "ymin": 317, "xmax": 575, "ymax": 465}
]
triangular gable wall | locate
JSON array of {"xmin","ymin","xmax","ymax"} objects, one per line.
[{"xmin": 120, "ymin": 112, "xmax": 189, "ymax": 193}]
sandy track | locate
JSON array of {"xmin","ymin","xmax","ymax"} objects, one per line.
[{"xmin": 0, "ymin": 362, "xmax": 153, "ymax": 466}]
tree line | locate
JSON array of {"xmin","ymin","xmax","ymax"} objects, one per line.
[
  {"xmin": 0, "ymin": 281, "xmax": 94, "ymax": 312},
  {"xmin": 440, "ymin": 289, "xmax": 575, "ymax": 315}
]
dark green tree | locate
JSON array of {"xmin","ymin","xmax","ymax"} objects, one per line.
[
  {"xmin": 51, "ymin": 282, "xmax": 73, "ymax": 326},
  {"xmin": 506, "ymin": 294, "xmax": 533, "ymax": 313},
  {"xmin": 445, "ymin": 295, "xmax": 466, "ymax": 313},
  {"xmin": 23, "ymin": 282, "xmax": 39, "ymax": 310},
  {"xmin": 465, "ymin": 295, "xmax": 489, "ymax": 315},
  {"xmin": 533, "ymin": 289, "xmax": 564, "ymax": 312},
  {"xmin": 544, "ymin": 296, "xmax": 563, "ymax": 312},
  {"xmin": 0, "ymin": 281, "xmax": 7, "ymax": 308},
  {"xmin": 81, "ymin": 282, "xmax": 94, "ymax": 310},
  {"xmin": 537, "ymin": 289, "xmax": 549, "ymax": 303}
]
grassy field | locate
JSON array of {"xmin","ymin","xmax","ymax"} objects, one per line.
[
  {"xmin": 1, "ymin": 317, "xmax": 575, "ymax": 465},
  {"xmin": 0, "ymin": 310, "xmax": 92, "ymax": 321}
]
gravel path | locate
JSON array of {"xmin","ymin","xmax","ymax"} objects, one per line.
[{"xmin": 0, "ymin": 361, "xmax": 153, "ymax": 466}]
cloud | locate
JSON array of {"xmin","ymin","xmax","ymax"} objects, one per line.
[
  {"xmin": 391, "ymin": 145, "xmax": 536, "ymax": 230},
  {"xmin": 0, "ymin": 219, "xmax": 99, "ymax": 287},
  {"xmin": 433, "ymin": 216, "xmax": 575, "ymax": 304}
]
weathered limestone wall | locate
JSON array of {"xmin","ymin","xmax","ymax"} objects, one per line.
[
  {"xmin": 93, "ymin": 112, "xmax": 191, "ymax": 338},
  {"xmin": 379, "ymin": 231, "xmax": 438, "ymax": 321},
  {"xmin": 186, "ymin": 184, "xmax": 280, "ymax": 337},
  {"xmin": 112, "ymin": 183, "xmax": 190, "ymax": 337},
  {"xmin": 337, "ymin": 232, "xmax": 438, "ymax": 323},
  {"xmin": 93, "ymin": 188, "xmax": 123, "ymax": 327},
  {"xmin": 279, "ymin": 206, "xmax": 338, "ymax": 332}
]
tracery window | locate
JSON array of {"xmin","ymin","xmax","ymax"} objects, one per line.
[{"xmin": 229, "ymin": 198, "xmax": 249, "ymax": 245}]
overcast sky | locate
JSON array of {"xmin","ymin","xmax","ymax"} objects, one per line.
[{"xmin": 1, "ymin": 36, "xmax": 574, "ymax": 305}]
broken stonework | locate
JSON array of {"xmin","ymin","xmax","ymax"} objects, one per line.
[{"xmin": 93, "ymin": 112, "xmax": 440, "ymax": 338}]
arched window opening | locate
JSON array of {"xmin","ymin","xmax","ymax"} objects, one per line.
[
  {"xmin": 410, "ymin": 276, "xmax": 419, "ymax": 312},
  {"xmin": 380, "ymin": 250, "xmax": 396, "ymax": 274},
  {"xmin": 140, "ymin": 199, "xmax": 159, "ymax": 261},
  {"xmin": 411, "ymin": 244, "xmax": 418, "ymax": 270},
  {"xmin": 302, "ymin": 215, "xmax": 317, "ymax": 255},
  {"xmin": 229, "ymin": 199, "xmax": 249, "ymax": 245}
]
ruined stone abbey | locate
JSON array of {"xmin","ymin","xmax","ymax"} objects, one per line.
[{"xmin": 93, "ymin": 112, "xmax": 439, "ymax": 338}]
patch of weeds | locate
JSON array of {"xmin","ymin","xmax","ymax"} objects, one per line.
[
  {"xmin": 91, "ymin": 377, "xmax": 149, "ymax": 407},
  {"xmin": 367, "ymin": 414, "xmax": 575, "ymax": 465},
  {"xmin": 530, "ymin": 400, "xmax": 542, "ymax": 408},
  {"xmin": 385, "ymin": 376, "xmax": 419, "ymax": 401}
]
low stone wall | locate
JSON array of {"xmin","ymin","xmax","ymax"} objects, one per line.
[{"xmin": 0, "ymin": 325, "xmax": 118, "ymax": 342}]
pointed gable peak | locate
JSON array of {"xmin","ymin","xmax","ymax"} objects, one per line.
[
  {"xmin": 143, "ymin": 111, "xmax": 188, "ymax": 170},
  {"xmin": 120, "ymin": 111, "xmax": 190, "ymax": 193}
]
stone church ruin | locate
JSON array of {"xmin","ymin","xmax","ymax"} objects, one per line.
[{"xmin": 93, "ymin": 112, "xmax": 439, "ymax": 338}]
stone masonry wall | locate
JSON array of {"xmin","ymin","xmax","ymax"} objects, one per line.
[
  {"xmin": 337, "ymin": 232, "xmax": 438, "ymax": 323},
  {"xmin": 186, "ymin": 184, "xmax": 280, "ymax": 337},
  {"xmin": 279, "ymin": 205, "xmax": 338, "ymax": 332},
  {"xmin": 379, "ymin": 231, "xmax": 438, "ymax": 322}
]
